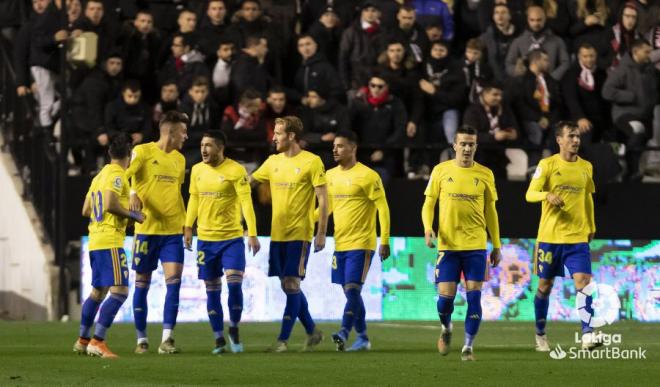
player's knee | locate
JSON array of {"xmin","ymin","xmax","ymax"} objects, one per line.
[
  {"xmin": 226, "ymin": 271, "xmax": 243, "ymax": 285},
  {"xmin": 109, "ymin": 285, "xmax": 129, "ymax": 296},
  {"xmin": 90, "ymin": 287, "xmax": 108, "ymax": 301},
  {"xmin": 343, "ymin": 283, "xmax": 362, "ymax": 293},
  {"xmin": 165, "ymin": 275, "xmax": 181, "ymax": 285},
  {"xmin": 109, "ymin": 291, "xmax": 128, "ymax": 302},
  {"xmin": 573, "ymin": 275, "xmax": 591, "ymax": 290},
  {"xmin": 465, "ymin": 281, "xmax": 482, "ymax": 292},
  {"xmin": 537, "ymin": 280, "xmax": 553, "ymax": 295},
  {"xmin": 205, "ymin": 278, "xmax": 222, "ymax": 292},
  {"xmin": 135, "ymin": 273, "xmax": 152, "ymax": 286},
  {"xmin": 282, "ymin": 277, "xmax": 300, "ymax": 294}
]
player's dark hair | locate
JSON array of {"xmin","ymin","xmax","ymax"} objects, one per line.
[
  {"xmin": 108, "ymin": 133, "xmax": 131, "ymax": 159},
  {"xmin": 275, "ymin": 116, "xmax": 304, "ymax": 140},
  {"xmin": 121, "ymin": 79, "xmax": 141, "ymax": 93},
  {"xmin": 202, "ymin": 130, "xmax": 227, "ymax": 147},
  {"xmin": 454, "ymin": 125, "xmax": 478, "ymax": 142},
  {"xmin": 159, "ymin": 110, "xmax": 189, "ymax": 132},
  {"xmin": 555, "ymin": 121, "xmax": 578, "ymax": 137},
  {"xmin": 335, "ymin": 130, "xmax": 358, "ymax": 145}
]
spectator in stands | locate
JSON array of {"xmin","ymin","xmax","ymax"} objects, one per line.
[
  {"xmin": 116, "ymin": 10, "xmax": 162, "ymax": 104},
  {"xmin": 299, "ymin": 88, "xmax": 350, "ymax": 166},
  {"xmin": 71, "ymin": 0, "xmax": 114, "ymax": 61},
  {"xmin": 291, "ymin": 34, "xmax": 343, "ymax": 105},
  {"xmin": 561, "ymin": 43, "xmax": 610, "ymax": 144},
  {"xmin": 425, "ymin": 23, "xmax": 444, "ymax": 42},
  {"xmin": 350, "ymin": 73, "xmax": 407, "ymax": 182},
  {"xmin": 530, "ymin": 0, "xmax": 570, "ymax": 39},
  {"xmin": 158, "ymin": 32, "xmax": 210, "ymax": 97},
  {"xmin": 419, "ymin": 40, "xmax": 466, "ymax": 145},
  {"xmin": 13, "ymin": 0, "xmax": 50, "ymax": 99},
  {"xmin": 463, "ymin": 80, "xmax": 519, "ymax": 179},
  {"xmin": 103, "ymin": 80, "xmax": 151, "ymax": 147},
  {"xmin": 198, "ymin": 0, "xmax": 229, "ymax": 64},
  {"xmin": 505, "ymin": 5, "xmax": 570, "ymax": 80},
  {"xmin": 463, "ymin": 38, "xmax": 493, "ymax": 104},
  {"xmin": 377, "ymin": 40, "xmax": 423, "ymax": 138},
  {"xmin": 181, "ymin": 76, "xmax": 220, "ymax": 165},
  {"xmin": 211, "ymin": 38, "xmax": 235, "ymax": 112},
  {"xmin": 0, "ymin": 0, "xmax": 28, "ymax": 42},
  {"xmin": 602, "ymin": 39, "xmax": 658, "ymax": 181},
  {"xmin": 69, "ymin": 53, "xmax": 124, "ymax": 173},
  {"xmin": 158, "ymin": 8, "xmax": 199, "ymax": 65},
  {"xmin": 221, "ymin": 88, "xmax": 268, "ymax": 166},
  {"xmin": 480, "ymin": 4, "xmax": 520, "ymax": 82},
  {"xmin": 411, "ymin": 0, "xmax": 454, "ymax": 41},
  {"xmin": 264, "ymin": 87, "xmax": 294, "ymax": 142},
  {"xmin": 229, "ymin": 35, "xmax": 271, "ymax": 100},
  {"xmin": 568, "ymin": 0, "xmax": 609, "ymax": 56},
  {"xmin": 339, "ymin": 1, "xmax": 385, "ymax": 92},
  {"xmin": 153, "ymin": 81, "xmax": 180, "ymax": 127},
  {"xmin": 603, "ymin": 3, "xmax": 641, "ymax": 71},
  {"xmin": 307, "ymin": 6, "xmax": 343, "ymax": 69},
  {"xmin": 631, "ymin": 0, "xmax": 660, "ymax": 35},
  {"xmin": 388, "ymin": 5, "xmax": 430, "ymax": 64},
  {"xmin": 510, "ymin": 48, "xmax": 562, "ymax": 170},
  {"xmin": 300, "ymin": 0, "xmax": 358, "ymax": 33}
]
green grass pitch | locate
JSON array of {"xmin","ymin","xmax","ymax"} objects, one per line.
[{"xmin": 0, "ymin": 321, "xmax": 658, "ymax": 386}]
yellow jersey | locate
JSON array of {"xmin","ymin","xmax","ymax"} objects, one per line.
[
  {"xmin": 87, "ymin": 164, "xmax": 129, "ymax": 250},
  {"xmin": 125, "ymin": 142, "xmax": 186, "ymax": 235},
  {"xmin": 526, "ymin": 154, "xmax": 596, "ymax": 244},
  {"xmin": 424, "ymin": 160, "xmax": 498, "ymax": 251},
  {"xmin": 185, "ymin": 158, "xmax": 257, "ymax": 241},
  {"xmin": 252, "ymin": 150, "xmax": 326, "ymax": 241},
  {"xmin": 327, "ymin": 162, "xmax": 390, "ymax": 251}
]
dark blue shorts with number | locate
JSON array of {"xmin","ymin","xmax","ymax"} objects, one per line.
[
  {"xmin": 197, "ymin": 238, "xmax": 246, "ymax": 280},
  {"xmin": 90, "ymin": 247, "xmax": 128, "ymax": 287},
  {"xmin": 268, "ymin": 241, "xmax": 311, "ymax": 279},
  {"xmin": 131, "ymin": 234, "xmax": 184, "ymax": 273},
  {"xmin": 434, "ymin": 250, "xmax": 488, "ymax": 283},
  {"xmin": 535, "ymin": 242, "xmax": 591, "ymax": 279},
  {"xmin": 331, "ymin": 250, "xmax": 374, "ymax": 285}
]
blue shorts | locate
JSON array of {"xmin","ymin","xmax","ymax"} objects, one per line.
[
  {"xmin": 90, "ymin": 248, "xmax": 128, "ymax": 287},
  {"xmin": 331, "ymin": 250, "xmax": 374, "ymax": 285},
  {"xmin": 535, "ymin": 242, "xmax": 591, "ymax": 279},
  {"xmin": 131, "ymin": 234, "xmax": 184, "ymax": 273},
  {"xmin": 268, "ymin": 241, "xmax": 311, "ymax": 279},
  {"xmin": 434, "ymin": 250, "xmax": 488, "ymax": 283},
  {"xmin": 197, "ymin": 238, "xmax": 246, "ymax": 280}
]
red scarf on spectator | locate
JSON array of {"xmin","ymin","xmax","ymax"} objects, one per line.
[
  {"xmin": 360, "ymin": 86, "xmax": 390, "ymax": 107},
  {"xmin": 363, "ymin": 21, "xmax": 380, "ymax": 36},
  {"xmin": 175, "ymin": 57, "xmax": 184, "ymax": 72}
]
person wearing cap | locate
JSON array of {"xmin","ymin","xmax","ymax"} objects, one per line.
[{"xmin": 291, "ymin": 34, "xmax": 344, "ymax": 105}]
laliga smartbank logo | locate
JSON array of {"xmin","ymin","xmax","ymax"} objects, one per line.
[{"xmin": 548, "ymin": 281, "xmax": 647, "ymax": 360}]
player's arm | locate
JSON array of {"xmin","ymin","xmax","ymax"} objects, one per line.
[
  {"xmin": 314, "ymin": 184, "xmax": 329, "ymax": 252},
  {"xmin": 585, "ymin": 166, "xmax": 596, "ymax": 241},
  {"xmin": 485, "ymin": 173, "xmax": 502, "ymax": 266},
  {"xmin": 105, "ymin": 189, "xmax": 145, "ymax": 223},
  {"xmin": 125, "ymin": 146, "xmax": 145, "ymax": 211},
  {"xmin": 236, "ymin": 173, "xmax": 260, "ymax": 255},
  {"xmin": 250, "ymin": 157, "xmax": 270, "ymax": 185},
  {"xmin": 184, "ymin": 167, "xmax": 199, "ymax": 250},
  {"xmin": 375, "ymin": 194, "xmax": 391, "ymax": 260},
  {"xmin": 313, "ymin": 191, "xmax": 333, "ymax": 222},
  {"xmin": 525, "ymin": 163, "xmax": 563, "ymax": 207},
  {"xmin": 82, "ymin": 194, "xmax": 92, "ymax": 217},
  {"xmin": 422, "ymin": 173, "xmax": 439, "ymax": 248}
]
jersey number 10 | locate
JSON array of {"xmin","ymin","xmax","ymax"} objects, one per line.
[{"xmin": 91, "ymin": 191, "xmax": 103, "ymax": 222}]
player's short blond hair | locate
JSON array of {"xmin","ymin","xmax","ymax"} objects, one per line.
[{"xmin": 275, "ymin": 116, "xmax": 303, "ymax": 141}]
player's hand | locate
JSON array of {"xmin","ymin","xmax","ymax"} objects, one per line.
[
  {"xmin": 588, "ymin": 233, "xmax": 595, "ymax": 242},
  {"xmin": 546, "ymin": 193, "xmax": 564, "ymax": 208},
  {"xmin": 129, "ymin": 192, "xmax": 143, "ymax": 211},
  {"xmin": 379, "ymin": 244, "xmax": 391, "ymax": 261},
  {"xmin": 129, "ymin": 210, "xmax": 146, "ymax": 224},
  {"xmin": 424, "ymin": 229, "xmax": 436, "ymax": 248},
  {"xmin": 248, "ymin": 236, "xmax": 260, "ymax": 256},
  {"xmin": 539, "ymin": 117, "xmax": 549, "ymax": 130},
  {"xmin": 406, "ymin": 122, "xmax": 417, "ymax": 138},
  {"xmin": 184, "ymin": 227, "xmax": 193, "ymax": 250},
  {"xmin": 577, "ymin": 118, "xmax": 592, "ymax": 133},
  {"xmin": 314, "ymin": 233, "xmax": 326, "ymax": 252},
  {"xmin": 16, "ymin": 86, "xmax": 29, "ymax": 97},
  {"xmin": 490, "ymin": 247, "xmax": 502, "ymax": 268}
]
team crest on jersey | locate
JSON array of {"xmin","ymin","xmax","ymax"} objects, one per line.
[
  {"xmin": 239, "ymin": 175, "xmax": 248, "ymax": 185},
  {"xmin": 448, "ymin": 177, "xmax": 454, "ymax": 183},
  {"xmin": 295, "ymin": 168, "xmax": 301, "ymax": 174},
  {"xmin": 219, "ymin": 175, "xmax": 225, "ymax": 182},
  {"xmin": 113, "ymin": 177, "xmax": 123, "ymax": 189},
  {"xmin": 152, "ymin": 160, "xmax": 159, "ymax": 165},
  {"xmin": 473, "ymin": 178, "xmax": 479, "ymax": 186}
]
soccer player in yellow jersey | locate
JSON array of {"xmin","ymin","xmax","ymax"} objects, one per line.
[
  {"xmin": 184, "ymin": 131, "xmax": 260, "ymax": 354},
  {"xmin": 422, "ymin": 125, "xmax": 502, "ymax": 361},
  {"xmin": 252, "ymin": 116, "xmax": 328, "ymax": 352},
  {"xmin": 73, "ymin": 135, "xmax": 145, "ymax": 358},
  {"xmin": 325, "ymin": 131, "xmax": 391, "ymax": 352},
  {"xmin": 126, "ymin": 111, "xmax": 188, "ymax": 354},
  {"xmin": 526, "ymin": 121, "xmax": 599, "ymax": 352}
]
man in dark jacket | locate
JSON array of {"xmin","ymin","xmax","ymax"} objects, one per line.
[
  {"xmin": 291, "ymin": 34, "xmax": 343, "ymax": 105},
  {"xmin": 158, "ymin": 32, "xmax": 210, "ymax": 97},
  {"xmin": 387, "ymin": 5, "xmax": 430, "ymax": 64},
  {"xmin": 197, "ymin": 0, "xmax": 229, "ymax": 66},
  {"xmin": 229, "ymin": 35, "xmax": 271, "ymax": 102},
  {"xmin": 350, "ymin": 73, "xmax": 407, "ymax": 181},
  {"xmin": 463, "ymin": 80, "xmax": 519, "ymax": 179},
  {"xmin": 339, "ymin": 2, "xmax": 385, "ymax": 91},
  {"xmin": 561, "ymin": 43, "xmax": 610, "ymax": 145},
  {"xmin": 13, "ymin": 0, "xmax": 50, "ymax": 99},
  {"xmin": 103, "ymin": 80, "xmax": 151, "ymax": 147},
  {"xmin": 180, "ymin": 76, "xmax": 220, "ymax": 166},
  {"xmin": 602, "ymin": 39, "xmax": 658, "ymax": 180},
  {"xmin": 71, "ymin": 0, "xmax": 115, "ymax": 61},
  {"xmin": 308, "ymin": 7, "xmax": 343, "ymax": 69},
  {"xmin": 479, "ymin": 3, "xmax": 519, "ymax": 82}
]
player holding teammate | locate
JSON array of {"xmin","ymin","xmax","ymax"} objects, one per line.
[
  {"xmin": 252, "ymin": 116, "xmax": 328, "ymax": 352},
  {"xmin": 526, "ymin": 121, "xmax": 599, "ymax": 351},
  {"xmin": 127, "ymin": 111, "xmax": 188, "ymax": 354},
  {"xmin": 422, "ymin": 125, "xmax": 502, "ymax": 361},
  {"xmin": 74, "ymin": 135, "xmax": 145, "ymax": 358},
  {"xmin": 325, "ymin": 131, "xmax": 391, "ymax": 351},
  {"xmin": 184, "ymin": 131, "xmax": 260, "ymax": 354}
]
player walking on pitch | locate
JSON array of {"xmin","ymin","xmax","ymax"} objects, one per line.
[
  {"xmin": 184, "ymin": 131, "xmax": 260, "ymax": 354},
  {"xmin": 127, "ymin": 111, "xmax": 188, "ymax": 354},
  {"xmin": 325, "ymin": 131, "xmax": 391, "ymax": 351},
  {"xmin": 422, "ymin": 125, "xmax": 502, "ymax": 361},
  {"xmin": 526, "ymin": 121, "xmax": 600, "ymax": 351},
  {"xmin": 252, "ymin": 116, "xmax": 328, "ymax": 352},
  {"xmin": 74, "ymin": 135, "xmax": 145, "ymax": 358}
]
